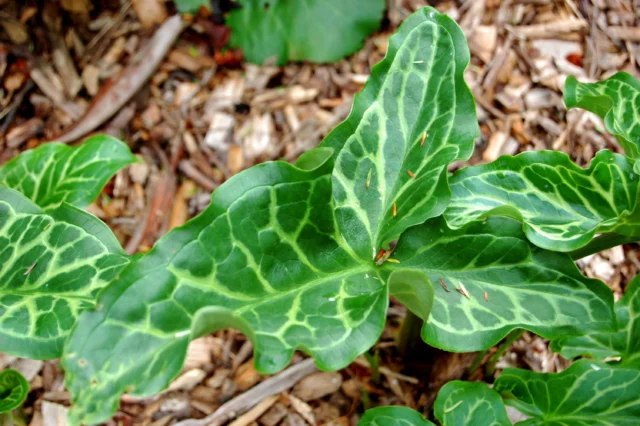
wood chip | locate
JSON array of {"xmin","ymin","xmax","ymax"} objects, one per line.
[
  {"xmin": 168, "ymin": 49, "xmax": 203, "ymax": 73},
  {"xmin": 469, "ymin": 25, "xmax": 497, "ymax": 63},
  {"xmin": 234, "ymin": 360, "xmax": 261, "ymax": 392},
  {"xmin": 168, "ymin": 368, "xmax": 206, "ymax": 392},
  {"xmin": 6, "ymin": 117, "xmax": 43, "ymax": 148},
  {"xmin": 13, "ymin": 358, "xmax": 43, "ymax": 381},
  {"xmin": 132, "ymin": 0, "xmax": 168, "ymax": 28},
  {"xmin": 204, "ymin": 75, "xmax": 245, "ymax": 118},
  {"xmin": 292, "ymin": 372, "xmax": 342, "ymax": 401},
  {"xmin": 524, "ymin": 88, "xmax": 562, "ymax": 110},
  {"xmin": 51, "ymin": 34, "xmax": 82, "ymax": 98},
  {"xmin": 482, "ymin": 131, "xmax": 508, "ymax": 162},
  {"xmin": 607, "ymin": 26, "xmax": 640, "ymax": 42},
  {"xmin": 81, "ymin": 64, "xmax": 100, "ymax": 96},
  {"xmin": 228, "ymin": 395, "xmax": 278, "ymax": 426},
  {"xmin": 285, "ymin": 393, "xmax": 316, "ymax": 426},
  {"xmin": 42, "ymin": 401, "xmax": 69, "ymax": 426},
  {"xmin": 243, "ymin": 113, "xmax": 274, "ymax": 160},
  {"xmin": 283, "ymin": 413, "xmax": 307, "ymax": 426},
  {"xmin": 174, "ymin": 82, "xmax": 199, "ymax": 105},
  {"xmin": 204, "ymin": 112, "xmax": 234, "ymax": 152},
  {"xmin": 227, "ymin": 144, "xmax": 245, "ymax": 175},
  {"xmin": 508, "ymin": 19, "xmax": 587, "ymax": 39},
  {"xmin": 288, "ymin": 85, "xmax": 319, "ymax": 103},
  {"xmin": 259, "ymin": 402, "xmax": 289, "ymax": 426}
]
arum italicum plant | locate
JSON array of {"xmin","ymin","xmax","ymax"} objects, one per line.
[{"xmin": 0, "ymin": 6, "xmax": 639, "ymax": 425}]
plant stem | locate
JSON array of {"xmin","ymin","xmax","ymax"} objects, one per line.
[
  {"xmin": 485, "ymin": 329, "xmax": 524, "ymax": 377},
  {"xmin": 569, "ymin": 233, "xmax": 639, "ymax": 260},
  {"xmin": 468, "ymin": 349, "xmax": 488, "ymax": 376},
  {"xmin": 397, "ymin": 310, "xmax": 424, "ymax": 357},
  {"xmin": 364, "ymin": 350, "xmax": 381, "ymax": 385}
]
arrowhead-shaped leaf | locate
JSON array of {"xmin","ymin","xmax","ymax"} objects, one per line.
[
  {"xmin": 322, "ymin": 7, "xmax": 479, "ymax": 254},
  {"xmin": 0, "ymin": 187, "xmax": 130, "ymax": 359},
  {"xmin": 388, "ymin": 216, "xmax": 615, "ymax": 351},
  {"xmin": 551, "ymin": 275, "xmax": 640, "ymax": 369},
  {"xmin": 0, "ymin": 369, "xmax": 29, "ymax": 413},
  {"xmin": 0, "ymin": 135, "xmax": 137, "ymax": 210},
  {"xmin": 565, "ymin": 72, "xmax": 640, "ymax": 169},
  {"xmin": 434, "ymin": 381, "xmax": 510, "ymax": 426},
  {"xmin": 495, "ymin": 360, "xmax": 640, "ymax": 424},
  {"xmin": 444, "ymin": 149, "xmax": 640, "ymax": 252},
  {"xmin": 62, "ymin": 9, "xmax": 480, "ymax": 424},
  {"xmin": 227, "ymin": 0, "xmax": 386, "ymax": 65},
  {"xmin": 359, "ymin": 406, "xmax": 435, "ymax": 426},
  {"xmin": 62, "ymin": 149, "xmax": 388, "ymax": 424}
]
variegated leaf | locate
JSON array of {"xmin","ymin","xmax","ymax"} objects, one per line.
[
  {"xmin": 0, "ymin": 187, "xmax": 129, "ymax": 359},
  {"xmin": 565, "ymin": 72, "xmax": 640, "ymax": 169},
  {"xmin": 0, "ymin": 135, "xmax": 137, "ymax": 210},
  {"xmin": 322, "ymin": 7, "xmax": 479, "ymax": 256},
  {"xmin": 434, "ymin": 381, "xmax": 510, "ymax": 426},
  {"xmin": 61, "ymin": 9, "xmax": 479, "ymax": 424},
  {"xmin": 551, "ymin": 274, "xmax": 640, "ymax": 369},
  {"xmin": 359, "ymin": 406, "xmax": 434, "ymax": 426},
  {"xmin": 495, "ymin": 360, "xmax": 640, "ymax": 425},
  {"xmin": 387, "ymin": 216, "xmax": 615, "ymax": 351},
  {"xmin": 63, "ymin": 149, "xmax": 388, "ymax": 424},
  {"xmin": 0, "ymin": 369, "xmax": 29, "ymax": 413},
  {"xmin": 444, "ymin": 150, "xmax": 640, "ymax": 252}
]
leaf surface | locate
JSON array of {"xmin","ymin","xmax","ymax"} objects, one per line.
[
  {"xmin": 388, "ymin": 216, "xmax": 615, "ymax": 351},
  {"xmin": 0, "ymin": 187, "xmax": 129, "ymax": 359},
  {"xmin": 551, "ymin": 275, "xmax": 640, "ymax": 369},
  {"xmin": 0, "ymin": 369, "xmax": 29, "ymax": 413},
  {"xmin": 359, "ymin": 406, "xmax": 434, "ymax": 426},
  {"xmin": 434, "ymin": 381, "xmax": 510, "ymax": 426},
  {"xmin": 323, "ymin": 7, "xmax": 479, "ymax": 254},
  {"xmin": 495, "ymin": 360, "xmax": 640, "ymax": 425},
  {"xmin": 0, "ymin": 135, "xmax": 137, "ymax": 210},
  {"xmin": 227, "ymin": 0, "xmax": 386, "ymax": 64},
  {"xmin": 565, "ymin": 72, "xmax": 640, "ymax": 169},
  {"xmin": 62, "ymin": 9, "xmax": 480, "ymax": 424},
  {"xmin": 444, "ymin": 150, "xmax": 640, "ymax": 252},
  {"xmin": 63, "ymin": 150, "xmax": 388, "ymax": 424},
  {"xmin": 173, "ymin": 0, "xmax": 210, "ymax": 14}
]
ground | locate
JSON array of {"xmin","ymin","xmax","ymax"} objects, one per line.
[{"xmin": 0, "ymin": 0, "xmax": 639, "ymax": 425}]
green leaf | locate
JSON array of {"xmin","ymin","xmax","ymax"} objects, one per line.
[
  {"xmin": 551, "ymin": 275, "xmax": 640, "ymax": 369},
  {"xmin": 388, "ymin": 269, "xmax": 434, "ymax": 323},
  {"xmin": 227, "ymin": 0, "xmax": 386, "ymax": 65},
  {"xmin": 0, "ymin": 135, "xmax": 137, "ymax": 210},
  {"xmin": 388, "ymin": 216, "xmax": 615, "ymax": 352},
  {"xmin": 359, "ymin": 406, "xmax": 435, "ymax": 426},
  {"xmin": 0, "ymin": 186, "xmax": 130, "ymax": 359},
  {"xmin": 495, "ymin": 360, "xmax": 640, "ymax": 425},
  {"xmin": 323, "ymin": 7, "xmax": 479, "ymax": 254},
  {"xmin": 62, "ymin": 150, "xmax": 388, "ymax": 424},
  {"xmin": 0, "ymin": 369, "xmax": 29, "ymax": 413},
  {"xmin": 434, "ymin": 381, "xmax": 510, "ymax": 426},
  {"xmin": 61, "ymin": 9, "xmax": 481, "ymax": 424},
  {"xmin": 174, "ymin": 0, "xmax": 211, "ymax": 14},
  {"xmin": 444, "ymin": 149, "xmax": 640, "ymax": 252},
  {"xmin": 565, "ymin": 72, "xmax": 640, "ymax": 170},
  {"xmin": 173, "ymin": 0, "xmax": 210, "ymax": 14}
]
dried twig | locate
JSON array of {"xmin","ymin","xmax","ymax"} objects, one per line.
[{"xmin": 53, "ymin": 14, "xmax": 186, "ymax": 144}]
